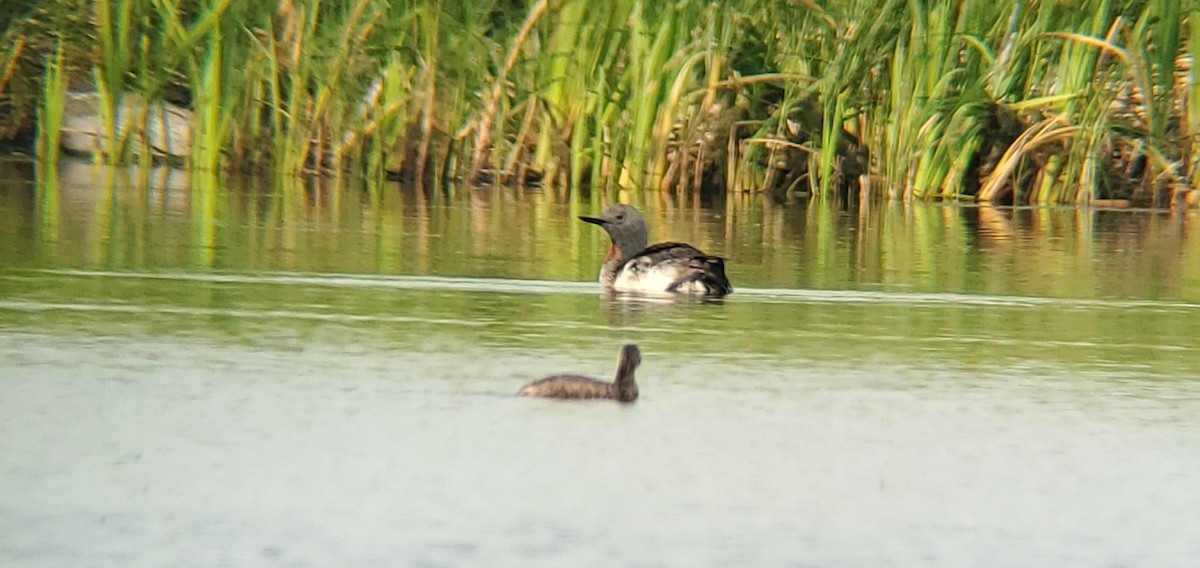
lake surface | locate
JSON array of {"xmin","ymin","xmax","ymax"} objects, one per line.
[{"xmin": 2, "ymin": 159, "xmax": 1200, "ymax": 567}]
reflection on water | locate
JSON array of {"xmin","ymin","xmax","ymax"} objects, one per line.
[
  {"xmin": 2, "ymin": 160, "xmax": 1200, "ymax": 567},
  {"xmin": 2, "ymin": 159, "xmax": 1199, "ymax": 300}
]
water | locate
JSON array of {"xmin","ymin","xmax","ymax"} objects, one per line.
[{"xmin": 2, "ymin": 159, "xmax": 1200, "ymax": 566}]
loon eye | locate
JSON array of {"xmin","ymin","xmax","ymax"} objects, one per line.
[{"xmin": 615, "ymin": 214, "xmax": 624, "ymax": 221}]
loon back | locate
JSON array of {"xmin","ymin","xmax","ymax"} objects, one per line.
[
  {"xmin": 612, "ymin": 242, "xmax": 733, "ymax": 296},
  {"xmin": 517, "ymin": 375, "xmax": 622, "ymax": 400}
]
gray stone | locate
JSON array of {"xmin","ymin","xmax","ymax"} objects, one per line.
[{"xmin": 60, "ymin": 92, "xmax": 193, "ymax": 160}]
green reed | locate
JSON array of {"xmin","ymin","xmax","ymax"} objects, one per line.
[
  {"xmin": 4, "ymin": 0, "xmax": 1199, "ymax": 205},
  {"xmin": 33, "ymin": 38, "xmax": 65, "ymax": 246},
  {"xmin": 35, "ymin": 39, "xmax": 65, "ymax": 172}
]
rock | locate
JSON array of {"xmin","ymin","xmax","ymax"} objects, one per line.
[{"xmin": 60, "ymin": 92, "xmax": 193, "ymax": 160}]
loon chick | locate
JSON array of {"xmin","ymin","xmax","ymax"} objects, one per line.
[
  {"xmin": 579, "ymin": 204, "xmax": 732, "ymax": 296},
  {"xmin": 517, "ymin": 344, "xmax": 641, "ymax": 402}
]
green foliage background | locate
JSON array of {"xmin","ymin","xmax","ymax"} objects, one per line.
[{"xmin": 2, "ymin": 0, "xmax": 1199, "ymax": 205}]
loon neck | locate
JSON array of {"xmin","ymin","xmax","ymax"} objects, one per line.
[
  {"xmin": 605, "ymin": 244, "xmax": 620, "ymax": 262},
  {"xmin": 613, "ymin": 370, "xmax": 637, "ymax": 402},
  {"xmin": 606, "ymin": 230, "xmax": 647, "ymax": 265},
  {"xmin": 598, "ymin": 257, "xmax": 621, "ymax": 287},
  {"xmin": 612, "ymin": 354, "xmax": 639, "ymax": 401}
]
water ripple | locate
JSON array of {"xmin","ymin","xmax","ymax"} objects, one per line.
[
  {"xmin": 0, "ymin": 299, "xmax": 488, "ymax": 327},
  {"xmin": 14, "ymin": 268, "xmax": 1200, "ymax": 311}
]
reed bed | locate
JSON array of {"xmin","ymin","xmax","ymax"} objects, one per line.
[{"xmin": 1, "ymin": 0, "xmax": 1198, "ymax": 205}]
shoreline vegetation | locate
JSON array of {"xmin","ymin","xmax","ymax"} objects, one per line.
[{"xmin": 1, "ymin": 0, "xmax": 1199, "ymax": 207}]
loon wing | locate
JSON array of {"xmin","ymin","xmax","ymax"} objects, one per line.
[
  {"xmin": 617, "ymin": 243, "xmax": 733, "ymax": 296},
  {"xmin": 664, "ymin": 256, "xmax": 732, "ymax": 296}
]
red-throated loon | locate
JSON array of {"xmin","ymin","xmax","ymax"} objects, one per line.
[
  {"xmin": 517, "ymin": 344, "xmax": 641, "ymax": 402},
  {"xmin": 579, "ymin": 204, "xmax": 732, "ymax": 296}
]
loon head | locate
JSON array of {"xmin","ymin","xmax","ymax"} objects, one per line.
[{"xmin": 579, "ymin": 204, "xmax": 649, "ymax": 261}]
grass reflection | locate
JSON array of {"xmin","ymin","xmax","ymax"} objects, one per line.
[{"xmin": 1, "ymin": 160, "xmax": 1199, "ymax": 303}]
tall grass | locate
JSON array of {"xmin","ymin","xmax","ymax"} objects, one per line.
[
  {"xmin": 4, "ymin": 0, "xmax": 1199, "ymax": 205},
  {"xmin": 35, "ymin": 39, "xmax": 66, "ymax": 173},
  {"xmin": 34, "ymin": 38, "xmax": 66, "ymax": 244}
]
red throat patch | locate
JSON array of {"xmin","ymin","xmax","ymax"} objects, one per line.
[{"xmin": 605, "ymin": 244, "xmax": 618, "ymax": 261}]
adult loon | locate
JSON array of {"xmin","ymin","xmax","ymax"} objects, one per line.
[
  {"xmin": 517, "ymin": 344, "xmax": 641, "ymax": 402},
  {"xmin": 579, "ymin": 204, "xmax": 732, "ymax": 296}
]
